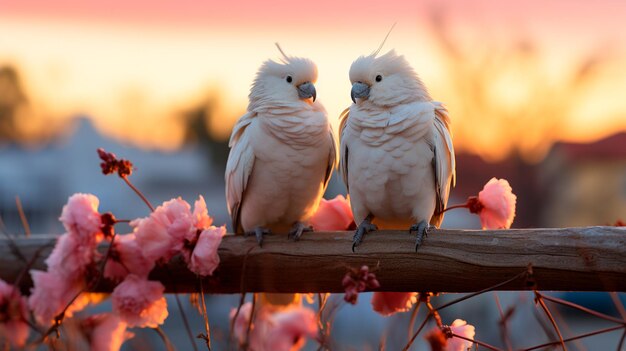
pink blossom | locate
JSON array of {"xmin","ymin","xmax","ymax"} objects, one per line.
[
  {"xmin": 446, "ymin": 319, "xmax": 475, "ymax": 351},
  {"xmin": 371, "ymin": 292, "xmax": 418, "ymax": 316},
  {"xmin": 193, "ymin": 195, "xmax": 214, "ymax": 231},
  {"xmin": 45, "ymin": 233, "xmax": 97, "ymax": 279},
  {"xmin": 104, "ymin": 233, "xmax": 154, "ymax": 282},
  {"xmin": 0, "ymin": 279, "xmax": 29, "ymax": 347},
  {"xmin": 59, "ymin": 193, "xmax": 104, "ymax": 245},
  {"xmin": 28, "ymin": 270, "xmax": 86, "ymax": 324},
  {"xmin": 229, "ymin": 302, "xmax": 253, "ymax": 346},
  {"xmin": 112, "ymin": 275, "xmax": 168, "ymax": 328},
  {"xmin": 133, "ymin": 197, "xmax": 194, "ymax": 262},
  {"xmin": 187, "ymin": 226, "xmax": 226, "ymax": 276},
  {"xmin": 309, "ymin": 195, "xmax": 354, "ymax": 231},
  {"xmin": 475, "ymin": 178, "xmax": 517, "ymax": 229},
  {"xmin": 250, "ymin": 306, "xmax": 318, "ymax": 351},
  {"xmin": 83, "ymin": 314, "xmax": 133, "ymax": 351}
]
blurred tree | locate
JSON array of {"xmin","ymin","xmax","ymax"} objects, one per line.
[
  {"xmin": 427, "ymin": 8, "xmax": 612, "ymax": 163},
  {"xmin": 0, "ymin": 65, "xmax": 28, "ymax": 143},
  {"xmin": 180, "ymin": 94, "xmax": 230, "ymax": 172}
]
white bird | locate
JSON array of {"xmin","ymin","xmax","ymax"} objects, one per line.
[
  {"xmin": 339, "ymin": 50, "xmax": 455, "ymax": 250},
  {"xmin": 225, "ymin": 47, "xmax": 336, "ymax": 245}
]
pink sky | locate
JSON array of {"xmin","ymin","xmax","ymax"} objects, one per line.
[{"xmin": 1, "ymin": 0, "xmax": 625, "ymax": 159}]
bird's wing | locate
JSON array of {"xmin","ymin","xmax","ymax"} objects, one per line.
[
  {"xmin": 430, "ymin": 102, "xmax": 456, "ymax": 227},
  {"xmin": 323, "ymin": 126, "xmax": 338, "ymax": 191},
  {"xmin": 225, "ymin": 111, "xmax": 256, "ymax": 233},
  {"xmin": 338, "ymin": 107, "xmax": 351, "ymax": 191}
]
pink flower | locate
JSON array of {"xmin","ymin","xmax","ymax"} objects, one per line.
[
  {"xmin": 0, "ymin": 279, "xmax": 29, "ymax": 347},
  {"xmin": 28, "ymin": 270, "xmax": 86, "ymax": 324},
  {"xmin": 187, "ymin": 226, "xmax": 226, "ymax": 276},
  {"xmin": 309, "ymin": 195, "xmax": 354, "ymax": 231},
  {"xmin": 45, "ymin": 233, "xmax": 98, "ymax": 279},
  {"xmin": 112, "ymin": 275, "xmax": 168, "ymax": 328},
  {"xmin": 342, "ymin": 265, "xmax": 380, "ymax": 305},
  {"xmin": 250, "ymin": 306, "xmax": 318, "ymax": 351},
  {"xmin": 83, "ymin": 314, "xmax": 133, "ymax": 351},
  {"xmin": 104, "ymin": 233, "xmax": 154, "ymax": 282},
  {"xmin": 371, "ymin": 292, "xmax": 418, "ymax": 316},
  {"xmin": 229, "ymin": 302, "xmax": 253, "ymax": 346},
  {"xmin": 193, "ymin": 195, "xmax": 214, "ymax": 231},
  {"xmin": 474, "ymin": 178, "xmax": 517, "ymax": 229},
  {"xmin": 133, "ymin": 197, "xmax": 198, "ymax": 262},
  {"xmin": 445, "ymin": 319, "xmax": 475, "ymax": 351},
  {"xmin": 59, "ymin": 193, "xmax": 104, "ymax": 245}
]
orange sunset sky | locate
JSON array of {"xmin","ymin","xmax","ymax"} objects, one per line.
[{"xmin": 1, "ymin": 0, "xmax": 625, "ymax": 161}]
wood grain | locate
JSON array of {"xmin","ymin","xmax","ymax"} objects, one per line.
[{"xmin": 2, "ymin": 226, "xmax": 625, "ymax": 293}]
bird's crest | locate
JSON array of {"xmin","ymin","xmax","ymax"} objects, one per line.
[
  {"xmin": 275, "ymin": 42, "xmax": 290, "ymax": 63},
  {"xmin": 372, "ymin": 23, "xmax": 397, "ymax": 57}
]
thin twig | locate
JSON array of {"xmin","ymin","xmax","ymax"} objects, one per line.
[
  {"xmin": 521, "ymin": 325, "xmax": 626, "ymax": 351},
  {"xmin": 403, "ymin": 313, "xmax": 432, "ymax": 351},
  {"xmin": 246, "ymin": 294, "xmax": 257, "ymax": 349},
  {"xmin": 174, "ymin": 293, "xmax": 198, "ymax": 351},
  {"xmin": 230, "ymin": 246, "xmax": 255, "ymax": 344},
  {"xmin": 198, "ymin": 278, "xmax": 212, "ymax": 351},
  {"xmin": 609, "ymin": 292, "xmax": 626, "ymax": 321},
  {"xmin": 534, "ymin": 291, "xmax": 567, "ymax": 351},
  {"xmin": 122, "ymin": 176, "xmax": 155, "ymax": 212},
  {"xmin": 436, "ymin": 270, "xmax": 528, "ymax": 311},
  {"xmin": 15, "ymin": 196, "xmax": 31, "ymax": 237},
  {"xmin": 538, "ymin": 292, "xmax": 626, "ymax": 325},
  {"xmin": 451, "ymin": 333, "xmax": 502, "ymax": 351},
  {"xmin": 493, "ymin": 292, "xmax": 513, "ymax": 351},
  {"xmin": 166, "ymin": 267, "xmax": 198, "ymax": 351},
  {"xmin": 407, "ymin": 300, "xmax": 422, "ymax": 343},
  {"xmin": 154, "ymin": 326, "xmax": 176, "ymax": 351},
  {"xmin": 617, "ymin": 330, "xmax": 626, "ymax": 351}
]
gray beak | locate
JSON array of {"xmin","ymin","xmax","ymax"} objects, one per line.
[
  {"xmin": 297, "ymin": 82, "xmax": 316, "ymax": 102},
  {"xmin": 351, "ymin": 82, "xmax": 370, "ymax": 103}
]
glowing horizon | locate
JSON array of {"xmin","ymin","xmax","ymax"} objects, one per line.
[{"xmin": 1, "ymin": 0, "xmax": 626, "ymax": 161}]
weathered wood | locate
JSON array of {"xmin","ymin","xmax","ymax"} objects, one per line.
[{"xmin": 1, "ymin": 226, "xmax": 625, "ymax": 294}]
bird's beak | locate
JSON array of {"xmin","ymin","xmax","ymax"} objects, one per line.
[
  {"xmin": 351, "ymin": 82, "xmax": 370, "ymax": 104},
  {"xmin": 297, "ymin": 82, "xmax": 316, "ymax": 102}
]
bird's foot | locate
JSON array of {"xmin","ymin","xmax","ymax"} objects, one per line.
[
  {"xmin": 352, "ymin": 214, "xmax": 378, "ymax": 252},
  {"xmin": 410, "ymin": 220, "xmax": 434, "ymax": 251},
  {"xmin": 288, "ymin": 222, "xmax": 313, "ymax": 241},
  {"xmin": 245, "ymin": 227, "xmax": 271, "ymax": 247}
]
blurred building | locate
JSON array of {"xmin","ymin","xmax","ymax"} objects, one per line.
[
  {"xmin": 539, "ymin": 132, "xmax": 626, "ymax": 227},
  {"xmin": 0, "ymin": 117, "xmax": 229, "ymax": 235}
]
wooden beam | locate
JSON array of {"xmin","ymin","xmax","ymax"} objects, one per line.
[{"xmin": 2, "ymin": 226, "xmax": 625, "ymax": 294}]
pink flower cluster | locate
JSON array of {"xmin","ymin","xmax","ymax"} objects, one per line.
[
  {"xmin": 29, "ymin": 193, "xmax": 105, "ymax": 324},
  {"xmin": 0, "ymin": 279, "xmax": 30, "ymax": 348},
  {"xmin": 230, "ymin": 303, "xmax": 318, "ymax": 351},
  {"xmin": 105, "ymin": 195, "xmax": 225, "ymax": 328},
  {"xmin": 22, "ymin": 192, "xmax": 226, "ymax": 350},
  {"xmin": 309, "ymin": 194, "xmax": 355, "ymax": 231},
  {"xmin": 342, "ymin": 265, "xmax": 380, "ymax": 305}
]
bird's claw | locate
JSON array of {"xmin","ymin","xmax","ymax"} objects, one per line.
[
  {"xmin": 352, "ymin": 215, "xmax": 378, "ymax": 252},
  {"xmin": 288, "ymin": 222, "xmax": 313, "ymax": 241},
  {"xmin": 410, "ymin": 221, "xmax": 433, "ymax": 251},
  {"xmin": 245, "ymin": 227, "xmax": 271, "ymax": 247}
]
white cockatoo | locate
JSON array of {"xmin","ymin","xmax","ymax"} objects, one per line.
[
  {"xmin": 225, "ymin": 47, "xmax": 336, "ymax": 246},
  {"xmin": 339, "ymin": 50, "xmax": 455, "ymax": 250}
]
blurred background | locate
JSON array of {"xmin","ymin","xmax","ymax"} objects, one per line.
[{"xmin": 1, "ymin": 0, "xmax": 625, "ymax": 349}]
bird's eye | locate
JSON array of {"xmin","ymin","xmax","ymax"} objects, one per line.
[
  {"xmin": 286, "ymin": 76, "xmax": 293, "ymax": 83},
  {"xmin": 375, "ymin": 75, "xmax": 383, "ymax": 82}
]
